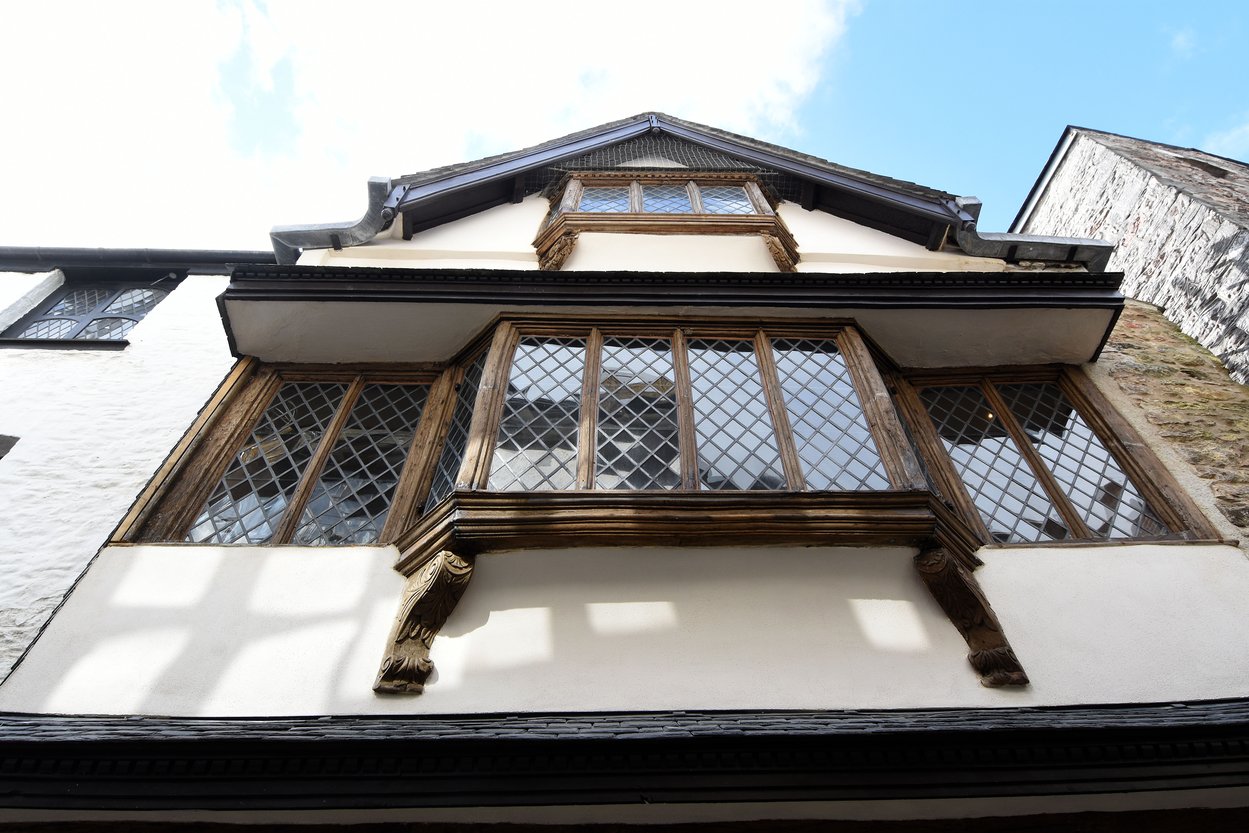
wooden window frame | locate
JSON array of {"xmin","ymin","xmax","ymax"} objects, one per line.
[
  {"xmin": 534, "ymin": 172, "xmax": 799, "ymax": 272},
  {"xmin": 464, "ymin": 318, "xmax": 924, "ymax": 494},
  {"xmin": 126, "ymin": 362, "xmax": 450, "ymax": 545},
  {"xmin": 892, "ymin": 366, "xmax": 1221, "ymax": 546}
]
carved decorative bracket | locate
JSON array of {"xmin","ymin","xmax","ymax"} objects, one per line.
[
  {"xmin": 374, "ymin": 550, "xmax": 475, "ymax": 695},
  {"xmin": 913, "ymin": 545, "xmax": 1028, "ymax": 687}
]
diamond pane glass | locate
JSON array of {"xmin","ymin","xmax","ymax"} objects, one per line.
[
  {"xmin": 771, "ymin": 339, "xmax": 891, "ymax": 491},
  {"xmin": 998, "ymin": 383, "xmax": 1169, "ymax": 539},
  {"xmin": 75, "ymin": 317, "xmax": 136, "ymax": 340},
  {"xmin": 490, "ymin": 337, "xmax": 585, "ymax": 491},
  {"xmin": 595, "ymin": 337, "xmax": 681, "ymax": 490},
  {"xmin": 920, "ymin": 385, "xmax": 1068, "ymax": 543},
  {"xmin": 48, "ymin": 287, "xmax": 111, "ymax": 316},
  {"xmin": 15, "ymin": 318, "xmax": 77, "ymax": 339},
  {"xmin": 579, "ymin": 187, "xmax": 631, "ymax": 212},
  {"xmin": 642, "ymin": 184, "xmax": 693, "ymax": 213},
  {"xmin": 425, "ymin": 351, "xmax": 488, "ymax": 510},
  {"xmin": 700, "ymin": 185, "xmax": 754, "ymax": 215},
  {"xmin": 293, "ymin": 384, "xmax": 430, "ymax": 545},
  {"xmin": 187, "ymin": 383, "xmax": 347, "ymax": 544},
  {"xmin": 104, "ymin": 287, "xmax": 167, "ymax": 316},
  {"xmin": 687, "ymin": 339, "xmax": 785, "ymax": 490}
]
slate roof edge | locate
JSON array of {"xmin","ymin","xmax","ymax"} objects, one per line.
[{"xmin": 3, "ymin": 698, "xmax": 1248, "ymax": 742}]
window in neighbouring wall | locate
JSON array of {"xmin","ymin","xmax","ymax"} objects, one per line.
[{"xmin": 2, "ymin": 282, "xmax": 171, "ymax": 341}]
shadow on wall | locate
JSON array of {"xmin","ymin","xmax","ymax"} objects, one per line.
[{"xmin": 1, "ymin": 544, "xmax": 985, "ymax": 716}]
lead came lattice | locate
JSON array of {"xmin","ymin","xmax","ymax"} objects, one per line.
[
  {"xmin": 998, "ymin": 383, "xmax": 1169, "ymax": 539},
  {"xmin": 294, "ymin": 384, "xmax": 430, "ymax": 545},
  {"xmin": 641, "ymin": 184, "xmax": 693, "ymax": 213},
  {"xmin": 595, "ymin": 337, "xmax": 682, "ymax": 490},
  {"xmin": 425, "ymin": 352, "xmax": 488, "ymax": 510},
  {"xmin": 772, "ymin": 339, "xmax": 891, "ymax": 491},
  {"xmin": 187, "ymin": 383, "xmax": 347, "ymax": 544},
  {"xmin": 687, "ymin": 339, "xmax": 786, "ymax": 490},
  {"xmin": 920, "ymin": 385, "xmax": 1068, "ymax": 543},
  {"xmin": 489, "ymin": 337, "xmax": 585, "ymax": 491}
]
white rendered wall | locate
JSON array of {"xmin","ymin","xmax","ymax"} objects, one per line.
[
  {"xmin": 295, "ymin": 196, "xmax": 1028, "ymax": 274},
  {"xmin": 3, "ymin": 540, "xmax": 1247, "ymax": 717},
  {"xmin": 0, "ymin": 275, "xmax": 235, "ymax": 680}
]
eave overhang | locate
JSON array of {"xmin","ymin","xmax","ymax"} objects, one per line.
[
  {"xmin": 3, "ymin": 698, "xmax": 1249, "ymax": 812},
  {"xmin": 219, "ymin": 264, "xmax": 1125, "ymax": 368},
  {"xmin": 268, "ymin": 113, "xmax": 1115, "ymax": 271}
]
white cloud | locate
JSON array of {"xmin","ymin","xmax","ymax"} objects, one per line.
[
  {"xmin": 1203, "ymin": 117, "xmax": 1249, "ymax": 162},
  {"xmin": 1169, "ymin": 27, "xmax": 1196, "ymax": 59},
  {"xmin": 0, "ymin": 0, "xmax": 857, "ymax": 250}
]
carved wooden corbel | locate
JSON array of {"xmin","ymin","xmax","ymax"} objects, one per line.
[
  {"xmin": 914, "ymin": 545, "xmax": 1028, "ymax": 687},
  {"xmin": 538, "ymin": 229, "xmax": 579, "ymax": 271},
  {"xmin": 760, "ymin": 232, "xmax": 798, "ymax": 272},
  {"xmin": 374, "ymin": 550, "xmax": 475, "ymax": 694}
]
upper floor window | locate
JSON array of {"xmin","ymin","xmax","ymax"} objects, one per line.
[
  {"xmin": 126, "ymin": 319, "xmax": 1215, "ymax": 548},
  {"xmin": 535, "ymin": 173, "xmax": 798, "ymax": 271},
  {"xmin": 894, "ymin": 369, "xmax": 1208, "ymax": 545},
  {"xmin": 2, "ymin": 282, "xmax": 170, "ymax": 342}
]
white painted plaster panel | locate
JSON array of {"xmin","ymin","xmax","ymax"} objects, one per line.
[
  {"xmin": 4, "ymin": 541, "xmax": 1247, "ymax": 717},
  {"xmin": 778, "ymin": 204, "xmax": 1011, "ymax": 273},
  {"xmin": 227, "ymin": 300, "xmax": 1113, "ymax": 367},
  {"xmin": 561, "ymin": 232, "xmax": 780, "ymax": 272},
  {"xmin": 0, "ymin": 270, "xmax": 63, "ymax": 331},
  {"xmin": 0, "ymin": 276, "xmax": 235, "ymax": 679},
  {"xmin": 299, "ymin": 197, "xmax": 547, "ymax": 269}
]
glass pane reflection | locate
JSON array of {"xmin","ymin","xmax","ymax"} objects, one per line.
[{"xmin": 595, "ymin": 337, "xmax": 681, "ymax": 490}]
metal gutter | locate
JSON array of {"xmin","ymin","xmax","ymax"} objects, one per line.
[
  {"xmin": 269, "ymin": 177, "xmax": 397, "ymax": 265},
  {"xmin": 953, "ymin": 197, "xmax": 1115, "ymax": 273}
]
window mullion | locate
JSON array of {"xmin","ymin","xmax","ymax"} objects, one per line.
[
  {"xmin": 576, "ymin": 328, "xmax": 604, "ymax": 489},
  {"xmin": 272, "ymin": 375, "xmax": 366, "ymax": 544},
  {"xmin": 560, "ymin": 179, "xmax": 584, "ymax": 213},
  {"xmin": 753, "ymin": 331, "xmax": 805, "ymax": 489},
  {"xmin": 745, "ymin": 181, "xmax": 772, "ymax": 215},
  {"xmin": 379, "ymin": 369, "xmax": 458, "ymax": 542},
  {"xmin": 835, "ymin": 328, "xmax": 928, "ymax": 490},
  {"xmin": 629, "ymin": 181, "xmax": 643, "ymax": 213},
  {"xmin": 892, "ymin": 376, "xmax": 995, "ymax": 543},
  {"xmin": 979, "ymin": 380, "xmax": 1093, "ymax": 539},
  {"xmin": 670, "ymin": 329, "xmax": 700, "ymax": 490},
  {"xmin": 687, "ymin": 182, "xmax": 705, "ymax": 214},
  {"xmin": 456, "ymin": 322, "xmax": 520, "ymax": 490}
]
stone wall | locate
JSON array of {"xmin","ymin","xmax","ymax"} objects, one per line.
[
  {"xmin": 1095, "ymin": 300, "xmax": 1249, "ymax": 539},
  {"xmin": 1021, "ymin": 133, "xmax": 1249, "ymax": 384}
]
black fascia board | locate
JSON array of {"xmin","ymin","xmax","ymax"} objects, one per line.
[
  {"xmin": 223, "ymin": 265, "xmax": 1125, "ymax": 312},
  {"xmin": 0, "ymin": 246, "xmax": 275, "ymax": 274},
  {"xmin": 395, "ymin": 118, "xmax": 653, "ymax": 210},
  {"xmin": 653, "ymin": 115, "xmax": 963, "ymax": 225},
  {"xmin": 391, "ymin": 115, "xmax": 965, "ymax": 245},
  {"xmin": 3, "ymin": 700, "xmax": 1249, "ymax": 810}
]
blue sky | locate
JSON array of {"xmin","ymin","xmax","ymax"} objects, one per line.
[{"xmin": 0, "ymin": 1, "xmax": 1245, "ymax": 248}]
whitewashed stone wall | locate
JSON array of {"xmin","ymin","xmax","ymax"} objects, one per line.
[
  {"xmin": 0, "ymin": 273, "xmax": 235, "ymax": 680},
  {"xmin": 1020, "ymin": 134, "xmax": 1249, "ymax": 383}
]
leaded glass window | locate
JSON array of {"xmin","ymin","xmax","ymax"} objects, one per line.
[
  {"xmin": 596, "ymin": 337, "xmax": 683, "ymax": 490},
  {"xmin": 579, "ymin": 187, "xmax": 631, "ymax": 213},
  {"xmin": 490, "ymin": 337, "xmax": 585, "ymax": 491},
  {"xmin": 3, "ymin": 282, "xmax": 171, "ymax": 341},
  {"xmin": 425, "ymin": 351, "xmax": 488, "ymax": 510},
  {"xmin": 480, "ymin": 328, "xmax": 892, "ymax": 494},
  {"xmin": 186, "ymin": 378, "xmax": 433, "ymax": 545},
  {"xmin": 916, "ymin": 379, "xmax": 1172, "ymax": 543}
]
